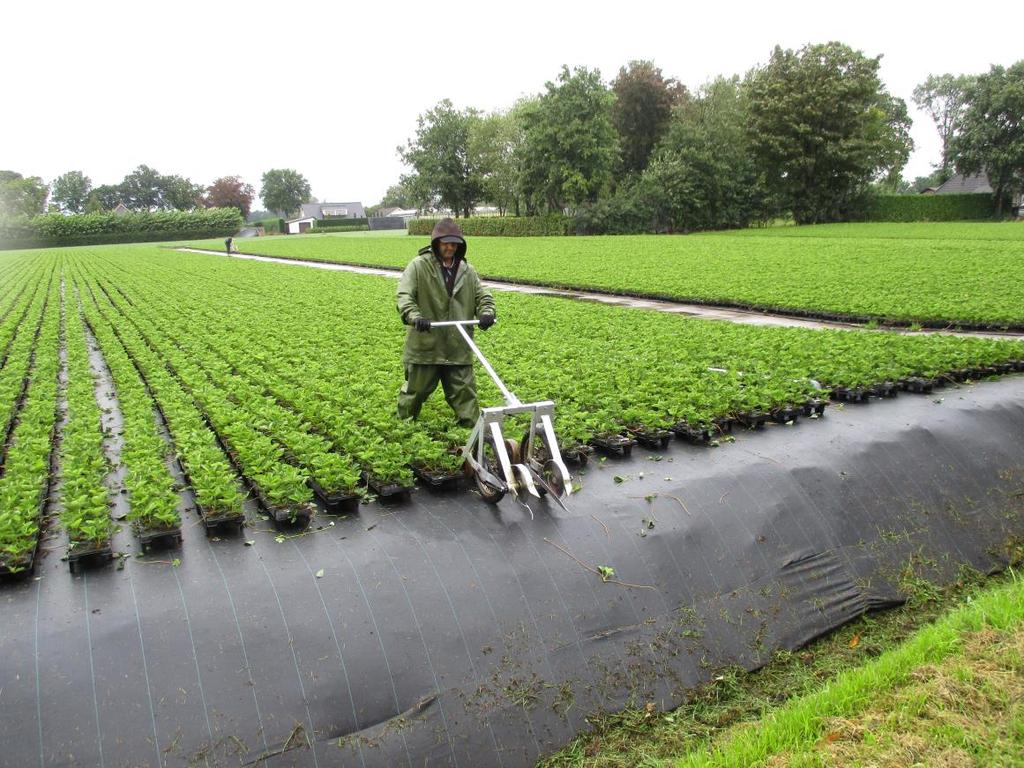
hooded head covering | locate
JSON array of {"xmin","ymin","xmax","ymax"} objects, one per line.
[{"xmin": 430, "ymin": 218, "xmax": 467, "ymax": 261}]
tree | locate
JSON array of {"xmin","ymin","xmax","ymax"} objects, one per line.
[
  {"xmin": 159, "ymin": 175, "xmax": 204, "ymax": 211},
  {"xmin": 86, "ymin": 184, "xmax": 126, "ymax": 212},
  {"xmin": 913, "ymin": 73, "xmax": 975, "ymax": 180},
  {"xmin": 746, "ymin": 42, "xmax": 913, "ymax": 224},
  {"xmin": 399, "ymin": 99, "xmax": 483, "ymax": 218},
  {"xmin": 612, "ymin": 60, "xmax": 687, "ymax": 176},
  {"xmin": 520, "ymin": 66, "xmax": 618, "ymax": 213},
  {"xmin": 0, "ymin": 171, "xmax": 49, "ymax": 218},
  {"xmin": 260, "ymin": 169, "xmax": 312, "ymax": 216},
  {"xmin": 205, "ymin": 176, "xmax": 255, "ymax": 218},
  {"xmin": 119, "ymin": 165, "xmax": 165, "ymax": 210},
  {"xmin": 469, "ymin": 109, "xmax": 527, "ymax": 215},
  {"xmin": 950, "ymin": 60, "xmax": 1024, "ymax": 217},
  {"xmin": 50, "ymin": 171, "xmax": 92, "ymax": 214},
  {"xmin": 638, "ymin": 77, "xmax": 767, "ymax": 232}
]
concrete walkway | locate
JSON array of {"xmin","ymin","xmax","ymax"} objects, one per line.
[{"xmin": 175, "ymin": 247, "xmax": 1024, "ymax": 341}]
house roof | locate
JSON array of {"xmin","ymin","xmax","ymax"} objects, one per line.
[
  {"xmin": 299, "ymin": 201, "xmax": 367, "ymax": 219},
  {"xmin": 935, "ymin": 173, "xmax": 993, "ymax": 194}
]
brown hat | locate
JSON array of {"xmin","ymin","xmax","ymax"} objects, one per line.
[{"xmin": 430, "ymin": 217, "xmax": 467, "ymax": 259}]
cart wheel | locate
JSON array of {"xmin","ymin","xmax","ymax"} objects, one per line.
[
  {"xmin": 504, "ymin": 438, "xmax": 521, "ymax": 465},
  {"xmin": 522, "ymin": 426, "xmax": 552, "ymax": 463},
  {"xmin": 475, "ymin": 437, "xmax": 507, "ymax": 504},
  {"xmin": 543, "ymin": 459, "xmax": 567, "ymax": 497}
]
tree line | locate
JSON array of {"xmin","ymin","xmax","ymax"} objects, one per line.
[
  {"xmin": 389, "ymin": 44, "xmax": 1023, "ymax": 228},
  {"xmin": 0, "ymin": 167, "xmax": 319, "ymax": 224}
]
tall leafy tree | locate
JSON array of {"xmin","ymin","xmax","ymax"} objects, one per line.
[
  {"xmin": 612, "ymin": 60, "xmax": 687, "ymax": 176},
  {"xmin": 746, "ymin": 42, "xmax": 913, "ymax": 224},
  {"xmin": 399, "ymin": 99, "xmax": 483, "ymax": 218},
  {"xmin": 85, "ymin": 184, "xmax": 126, "ymax": 212},
  {"xmin": 159, "ymin": 175, "xmax": 204, "ymax": 211},
  {"xmin": 469, "ymin": 109, "xmax": 527, "ymax": 216},
  {"xmin": 50, "ymin": 171, "xmax": 92, "ymax": 214},
  {"xmin": 120, "ymin": 165, "xmax": 165, "ymax": 210},
  {"xmin": 260, "ymin": 169, "xmax": 312, "ymax": 216},
  {"xmin": 0, "ymin": 171, "xmax": 49, "ymax": 218},
  {"xmin": 520, "ymin": 66, "xmax": 618, "ymax": 212},
  {"xmin": 206, "ymin": 176, "xmax": 255, "ymax": 218},
  {"xmin": 913, "ymin": 73, "xmax": 975, "ymax": 180},
  {"xmin": 639, "ymin": 76, "xmax": 766, "ymax": 231},
  {"xmin": 950, "ymin": 60, "xmax": 1024, "ymax": 217}
]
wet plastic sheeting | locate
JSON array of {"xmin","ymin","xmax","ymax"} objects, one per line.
[{"xmin": 2, "ymin": 377, "xmax": 1024, "ymax": 768}]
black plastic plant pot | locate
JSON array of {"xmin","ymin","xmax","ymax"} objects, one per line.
[
  {"xmin": 361, "ymin": 471, "xmax": 413, "ymax": 501},
  {"xmin": 0, "ymin": 552, "xmax": 37, "ymax": 580},
  {"xmin": 411, "ymin": 464, "xmax": 463, "ymax": 493},
  {"xmin": 68, "ymin": 540, "xmax": 114, "ymax": 574},
  {"xmin": 866, "ymin": 381, "xmax": 898, "ymax": 399},
  {"xmin": 308, "ymin": 478, "xmax": 362, "ymax": 513},
  {"xmin": 735, "ymin": 411, "xmax": 768, "ymax": 430},
  {"xmin": 669, "ymin": 421, "xmax": 711, "ymax": 444},
  {"xmin": 995, "ymin": 363, "xmax": 1014, "ymax": 374},
  {"xmin": 902, "ymin": 377, "xmax": 936, "ymax": 394},
  {"xmin": 137, "ymin": 524, "xmax": 183, "ymax": 554},
  {"xmin": 561, "ymin": 444, "xmax": 592, "ymax": 466},
  {"xmin": 802, "ymin": 398, "xmax": 828, "ymax": 417},
  {"xmin": 588, "ymin": 434, "xmax": 636, "ymax": 457},
  {"xmin": 201, "ymin": 507, "xmax": 246, "ymax": 534},
  {"xmin": 626, "ymin": 427, "xmax": 672, "ymax": 450},
  {"xmin": 713, "ymin": 416, "xmax": 735, "ymax": 435},
  {"xmin": 830, "ymin": 386, "xmax": 866, "ymax": 403},
  {"xmin": 1013, "ymin": 360, "xmax": 1024, "ymax": 372},
  {"xmin": 265, "ymin": 503, "xmax": 313, "ymax": 527},
  {"xmin": 770, "ymin": 406, "xmax": 801, "ymax": 424}
]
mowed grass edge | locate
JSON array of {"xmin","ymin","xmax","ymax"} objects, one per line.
[{"xmin": 666, "ymin": 570, "xmax": 1024, "ymax": 768}]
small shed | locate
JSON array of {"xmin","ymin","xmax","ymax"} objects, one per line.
[{"xmin": 286, "ymin": 216, "xmax": 317, "ymax": 234}]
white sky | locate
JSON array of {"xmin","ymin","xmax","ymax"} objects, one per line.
[{"xmin": 2, "ymin": 0, "xmax": 1019, "ymax": 208}]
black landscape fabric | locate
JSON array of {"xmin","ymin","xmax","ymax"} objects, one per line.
[{"xmin": 2, "ymin": 376, "xmax": 1024, "ymax": 768}]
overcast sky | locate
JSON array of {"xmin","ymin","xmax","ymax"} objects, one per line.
[{"xmin": 2, "ymin": 1, "xmax": 1020, "ymax": 208}]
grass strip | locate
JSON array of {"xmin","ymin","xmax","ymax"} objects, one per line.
[{"xmin": 672, "ymin": 570, "xmax": 1024, "ymax": 767}]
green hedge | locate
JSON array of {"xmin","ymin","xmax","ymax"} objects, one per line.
[
  {"xmin": 314, "ymin": 218, "xmax": 369, "ymax": 231},
  {"xmin": 408, "ymin": 216, "xmax": 570, "ymax": 237},
  {"xmin": 863, "ymin": 194, "xmax": 996, "ymax": 222},
  {"xmin": 0, "ymin": 208, "xmax": 243, "ymax": 249},
  {"xmin": 257, "ymin": 217, "xmax": 286, "ymax": 234}
]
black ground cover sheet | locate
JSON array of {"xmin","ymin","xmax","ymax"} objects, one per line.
[{"xmin": 2, "ymin": 376, "xmax": 1024, "ymax": 768}]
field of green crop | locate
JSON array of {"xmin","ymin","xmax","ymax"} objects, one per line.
[
  {"xmin": 1, "ymin": 242, "xmax": 1023, "ymax": 573},
  {"xmin": 189, "ymin": 222, "xmax": 1024, "ymax": 327}
]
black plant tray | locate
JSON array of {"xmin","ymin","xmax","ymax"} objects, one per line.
[
  {"xmin": 669, "ymin": 421, "xmax": 711, "ymax": 444},
  {"xmin": 361, "ymin": 471, "xmax": 413, "ymax": 501},
  {"xmin": 200, "ymin": 506, "xmax": 246, "ymax": 533},
  {"xmin": 588, "ymin": 434, "xmax": 636, "ymax": 457},
  {"xmin": 901, "ymin": 376, "xmax": 937, "ymax": 394},
  {"xmin": 801, "ymin": 398, "xmax": 828, "ymax": 417},
  {"xmin": 831, "ymin": 386, "xmax": 866, "ymax": 403},
  {"xmin": 561, "ymin": 444, "xmax": 592, "ymax": 466},
  {"xmin": 411, "ymin": 464, "xmax": 463, "ymax": 492},
  {"xmin": 626, "ymin": 427, "xmax": 671, "ymax": 449},
  {"xmin": 308, "ymin": 478, "xmax": 361, "ymax": 513},
  {"xmin": 0, "ymin": 551, "xmax": 38, "ymax": 580},
  {"xmin": 770, "ymin": 406, "xmax": 801, "ymax": 424},
  {"xmin": 735, "ymin": 410, "xmax": 768, "ymax": 429},
  {"xmin": 68, "ymin": 540, "xmax": 114, "ymax": 574},
  {"xmin": 947, "ymin": 368, "xmax": 974, "ymax": 383},
  {"xmin": 712, "ymin": 416, "xmax": 735, "ymax": 435},
  {"xmin": 1013, "ymin": 360, "xmax": 1024, "ymax": 372},
  {"xmin": 266, "ymin": 503, "xmax": 314, "ymax": 527},
  {"xmin": 138, "ymin": 524, "xmax": 183, "ymax": 553},
  {"xmin": 865, "ymin": 381, "xmax": 898, "ymax": 398}
]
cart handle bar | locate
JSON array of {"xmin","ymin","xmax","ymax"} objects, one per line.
[{"xmin": 429, "ymin": 319, "xmax": 519, "ymax": 407}]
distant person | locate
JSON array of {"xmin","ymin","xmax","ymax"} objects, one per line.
[
  {"xmin": 396, "ymin": 218, "xmax": 495, "ymax": 427},
  {"xmin": 224, "ymin": 237, "xmax": 233, "ymax": 254}
]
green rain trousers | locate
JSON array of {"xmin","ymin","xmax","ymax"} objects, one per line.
[{"xmin": 397, "ymin": 363, "xmax": 478, "ymax": 425}]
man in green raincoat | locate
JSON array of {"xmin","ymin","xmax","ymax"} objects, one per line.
[{"xmin": 396, "ymin": 218, "xmax": 495, "ymax": 426}]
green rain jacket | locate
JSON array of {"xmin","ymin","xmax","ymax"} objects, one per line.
[{"xmin": 396, "ymin": 248, "xmax": 495, "ymax": 365}]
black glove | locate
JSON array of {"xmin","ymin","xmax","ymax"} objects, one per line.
[
  {"xmin": 413, "ymin": 317, "xmax": 431, "ymax": 332},
  {"xmin": 478, "ymin": 313, "xmax": 495, "ymax": 330}
]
